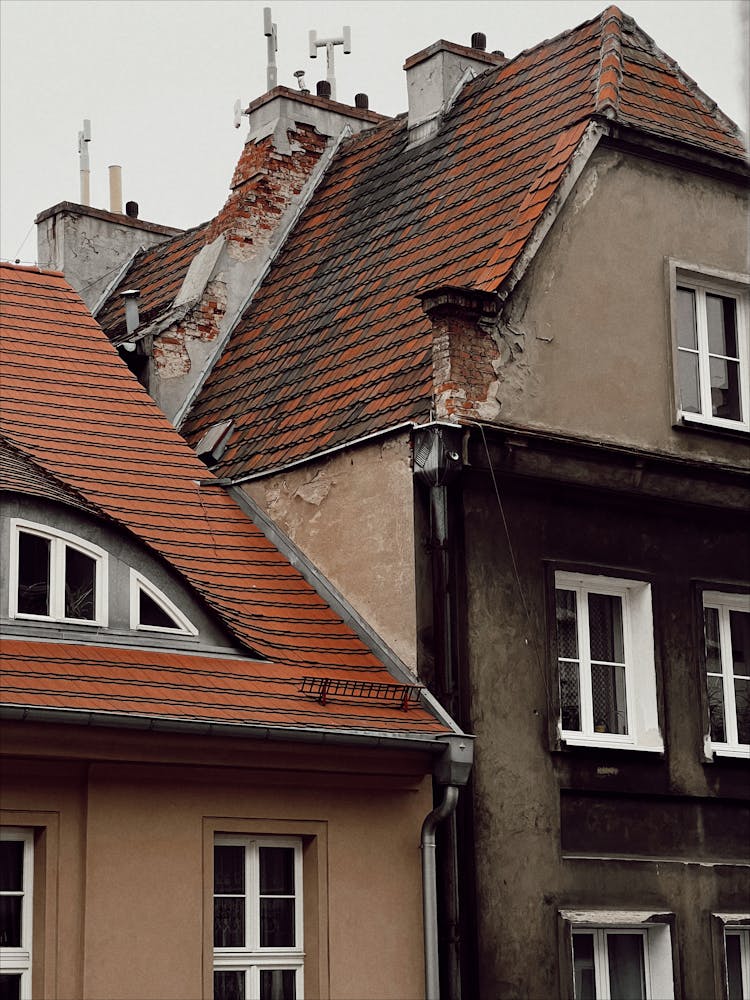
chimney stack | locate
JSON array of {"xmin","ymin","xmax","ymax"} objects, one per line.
[{"xmin": 109, "ymin": 165, "xmax": 123, "ymax": 214}]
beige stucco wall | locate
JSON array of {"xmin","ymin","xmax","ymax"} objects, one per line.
[
  {"xmin": 0, "ymin": 724, "xmax": 432, "ymax": 1000},
  {"xmin": 491, "ymin": 146, "xmax": 748, "ymax": 465},
  {"xmin": 242, "ymin": 434, "xmax": 418, "ymax": 671}
]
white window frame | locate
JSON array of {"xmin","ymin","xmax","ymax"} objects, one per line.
[
  {"xmin": 129, "ymin": 569, "xmax": 197, "ymax": 635},
  {"xmin": 724, "ymin": 926, "xmax": 750, "ymax": 1000},
  {"xmin": 670, "ymin": 263, "xmax": 750, "ymax": 433},
  {"xmin": 213, "ymin": 835, "xmax": 304, "ymax": 1000},
  {"xmin": 702, "ymin": 591, "xmax": 750, "ymax": 760},
  {"xmin": 8, "ymin": 519, "xmax": 108, "ymax": 626},
  {"xmin": 563, "ymin": 911, "xmax": 674, "ymax": 1000},
  {"xmin": 554, "ymin": 572, "xmax": 662, "ymax": 752},
  {"xmin": 0, "ymin": 827, "xmax": 33, "ymax": 1000}
]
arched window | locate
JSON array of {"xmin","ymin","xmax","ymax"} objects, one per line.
[{"xmin": 129, "ymin": 570, "xmax": 198, "ymax": 635}]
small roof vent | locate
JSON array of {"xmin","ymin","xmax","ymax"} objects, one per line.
[
  {"xmin": 471, "ymin": 32, "xmax": 487, "ymax": 51},
  {"xmin": 316, "ymin": 79, "xmax": 332, "ymax": 99},
  {"xmin": 354, "ymin": 92, "xmax": 369, "ymax": 109},
  {"xmin": 195, "ymin": 418, "xmax": 234, "ymax": 464}
]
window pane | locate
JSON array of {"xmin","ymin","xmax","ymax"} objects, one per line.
[
  {"xmin": 707, "ymin": 675, "xmax": 727, "ymax": 743},
  {"xmin": 734, "ymin": 678, "xmax": 750, "ymax": 745},
  {"xmin": 64, "ymin": 546, "xmax": 96, "ymax": 620},
  {"xmin": 591, "ymin": 662, "xmax": 629, "ymax": 735},
  {"xmin": 709, "ymin": 356, "xmax": 741, "ymax": 421},
  {"xmin": 260, "ymin": 969, "xmax": 296, "ymax": 1000},
  {"xmin": 0, "ymin": 974, "xmax": 21, "ymax": 1000},
  {"xmin": 706, "ymin": 293, "xmax": 738, "ymax": 358},
  {"xmin": 214, "ymin": 897, "xmax": 245, "ymax": 948},
  {"xmin": 726, "ymin": 934, "xmax": 744, "ymax": 1000},
  {"xmin": 560, "ymin": 660, "xmax": 582, "ymax": 732},
  {"xmin": 0, "ymin": 842, "xmax": 23, "ymax": 891},
  {"xmin": 730, "ymin": 611, "xmax": 750, "ymax": 678},
  {"xmin": 607, "ymin": 933, "xmax": 646, "ymax": 999},
  {"xmin": 704, "ymin": 607, "xmax": 722, "ymax": 674},
  {"xmin": 215, "ymin": 846, "xmax": 244, "ymax": 894},
  {"xmin": 17, "ymin": 531, "xmax": 50, "ymax": 615},
  {"xmin": 260, "ymin": 897, "xmax": 295, "ymax": 947},
  {"xmin": 678, "ymin": 351, "xmax": 701, "ymax": 414},
  {"xmin": 0, "ymin": 896, "xmax": 21, "ymax": 947},
  {"xmin": 676, "ymin": 287, "xmax": 698, "ymax": 349},
  {"xmin": 573, "ymin": 933, "xmax": 596, "ymax": 1000},
  {"xmin": 556, "ymin": 589, "xmax": 579, "ymax": 658},
  {"xmin": 139, "ymin": 589, "xmax": 180, "ymax": 629},
  {"xmin": 588, "ymin": 593, "xmax": 624, "ymax": 663},
  {"xmin": 214, "ymin": 971, "xmax": 245, "ymax": 1000},
  {"xmin": 259, "ymin": 847, "xmax": 295, "ymax": 896}
]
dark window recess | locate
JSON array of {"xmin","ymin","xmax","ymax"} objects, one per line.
[
  {"xmin": 0, "ymin": 974, "xmax": 21, "ymax": 1000},
  {"xmin": 260, "ymin": 969, "xmax": 296, "ymax": 1000},
  {"xmin": 0, "ymin": 897, "xmax": 21, "ymax": 947},
  {"xmin": 0, "ymin": 843, "xmax": 23, "ymax": 892},
  {"xmin": 64, "ymin": 546, "xmax": 96, "ymax": 620},
  {"xmin": 214, "ymin": 971, "xmax": 245, "ymax": 1000},
  {"xmin": 17, "ymin": 531, "xmax": 50, "ymax": 615},
  {"xmin": 727, "ymin": 935, "xmax": 744, "ymax": 1000},
  {"xmin": 139, "ymin": 588, "xmax": 180, "ymax": 629}
]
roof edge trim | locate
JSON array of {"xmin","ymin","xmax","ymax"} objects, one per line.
[
  {"xmin": 92, "ymin": 245, "xmax": 145, "ymax": 317},
  {"xmin": 0, "ymin": 703, "xmax": 459, "ymax": 751}
]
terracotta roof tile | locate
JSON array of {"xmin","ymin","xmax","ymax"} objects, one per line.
[
  {"xmin": 184, "ymin": 9, "xmax": 744, "ymax": 481},
  {"xmin": 0, "ymin": 640, "xmax": 447, "ymax": 734},
  {"xmin": 0, "ymin": 264, "xmax": 434, "ymax": 699}
]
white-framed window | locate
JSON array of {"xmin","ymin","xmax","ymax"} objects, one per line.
[
  {"xmin": 8, "ymin": 519, "xmax": 108, "ymax": 626},
  {"xmin": 554, "ymin": 572, "xmax": 662, "ymax": 751},
  {"xmin": 129, "ymin": 570, "xmax": 197, "ymax": 635},
  {"xmin": 725, "ymin": 927, "xmax": 750, "ymax": 1000},
  {"xmin": 673, "ymin": 269, "xmax": 749, "ymax": 432},
  {"xmin": 562, "ymin": 911, "xmax": 674, "ymax": 1000},
  {"xmin": 0, "ymin": 828, "xmax": 33, "ymax": 1000},
  {"xmin": 213, "ymin": 836, "xmax": 303, "ymax": 1000},
  {"xmin": 703, "ymin": 591, "xmax": 750, "ymax": 759}
]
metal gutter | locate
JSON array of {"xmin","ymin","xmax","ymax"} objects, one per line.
[
  {"xmin": 173, "ymin": 126, "xmax": 354, "ymax": 432},
  {"xmin": 0, "ymin": 703, "xmax": 461, "ymax": 753},
  {"xmin": 227, "ymin": 485, "xmax": 463, "ymax": 735}
]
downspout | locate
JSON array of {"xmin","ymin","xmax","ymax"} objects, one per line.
[{"xmin": 422, "ymin": 735, "xmax": 474, "ymax": 1000}]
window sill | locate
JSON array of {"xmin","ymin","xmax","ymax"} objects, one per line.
[
  {"xmin": 708, "ymin": 745, "xmax": 750, "ymax": 761},
  {"xmin": 560, "ymin": 733, "xmax": 664, "ymax": 754},
  {"xmin": 674, "ymin": 415, "xmax": 749, "ymax": 440}
]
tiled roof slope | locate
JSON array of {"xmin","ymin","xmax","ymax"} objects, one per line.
[
  {"xmin": 95, "ymin": 222, "xmax": 210, "ymax": 340},
  {"xmin": 183, "ymin": 6, "xmax": 746, "ymax": 480},
  {"xmin": 1, "ymin": 640, "xmax": 445, "ymax": 734},
  {"xmin": 0, "ymin": 438, "xmax": 100, "ymax": 515},
  {"xmin": 0, "ymin": 264, "xmax": 424, "ymax": 685}
]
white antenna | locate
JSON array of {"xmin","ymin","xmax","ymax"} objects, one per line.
[
  {"xmin": 78, "ymin": 119, "xmax": 91, "ymax": 206},
  {"xmin": 308, "ymin": 25, "xmax": 351, "ymax": 101},
  {"xmin": 264, "ymin": 6, "xmax": 278, "ymax": 90}
]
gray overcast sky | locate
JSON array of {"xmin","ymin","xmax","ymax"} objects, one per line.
[{"xmin": 1, "ymin": 1, "xmax": 747, "ymax": 263}]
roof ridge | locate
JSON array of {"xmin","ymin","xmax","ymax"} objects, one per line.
[
  {"xmin": 620, "ymin": 6, "xmax": 745, "ymax": 142},
  {"xmin": 595, "ymin": 6, "xmax": 625, "ymax": 118}
]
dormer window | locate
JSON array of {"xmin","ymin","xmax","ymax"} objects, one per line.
[
  {"xmin": 130, "ymin": 570, "xmax": 198, "ymax": 635},
  {"xmin": 10, "ymin": 520, "xmax": 108, "ymax": 625}
]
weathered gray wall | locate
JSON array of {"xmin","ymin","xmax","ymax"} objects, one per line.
[
  {"xmin": 488, "ymin": 147, "xmax": 748, "ymax": 465},
  {"xmin": 242, "ymin": 434, "xmax": 418, "ymax": 671}
]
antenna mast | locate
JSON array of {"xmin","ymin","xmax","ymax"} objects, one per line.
[
  {"xmin": 308, "ymin": 24, "xmax": 351, "ymax": 101},
  {"xmin": 78, "ymin": 119, "xmax": 91, "ymax": 206},
  {"xmin": 264, "ymin": 7, "xmax": 278, "ymax": 90}
]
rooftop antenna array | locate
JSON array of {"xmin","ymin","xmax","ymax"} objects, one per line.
[
  {"xmin": 78, "ymin": 119, "xmax": 92, "ymax": 206},
  {"xmin": 264, "ymin": 6, "xmax": 278, "ymax": 90},
  {"xmin": 308, "ymin": 24, "xmax": 351, "ymax": 101}
]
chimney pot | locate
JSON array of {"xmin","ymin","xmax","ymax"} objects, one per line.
[
  {"xmin": 125, "ymin": 200, "xmax": 139, "ymax": 219},
  {"xmin": 121, "ymin": 288, "xmax": 141, "ymax": 335},
  {"xmin": 316, "ymin": 80, "xmax": 332, "ymax": 99},
  {"xmin": 354, "ymin": 92, "xmax": 369, "ymax": 109},
  {"xmin": 471, "ymin": 32, "xmax": 487, "ymax": 51},
  {"xmin": 109, "ymin": 164, "xmax": 123, "ymax": 214}
]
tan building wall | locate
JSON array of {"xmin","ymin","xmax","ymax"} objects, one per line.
[
  {"xmin": 492, "ymin": 146, "xmax": 748, "ymax": 465},
  {"xmin": 242, "ymin": 435, "xmax": 418, "ymax": 672},
  {"xmin": 0, "ymin": 723, "xmax": 433, "ymax": 1000}
]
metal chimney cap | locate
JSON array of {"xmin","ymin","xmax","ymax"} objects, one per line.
[
  {"xmin": 354, "ymin": 92, "xmax": 369, "ymax": 109},
  {"xmin": 316, "ymin": 79, "xmax": 332, "ymax": 98},
  {"xmin": 125, "ymin": 200, "xmax": 139, "ymax": 218},
  {"xmin": 121, "ymin": 288, "xmax": 141, "ymax": 299},
  {"xmin": 471, "ymin": 32, "xmax": 487, "ymax": 51}
]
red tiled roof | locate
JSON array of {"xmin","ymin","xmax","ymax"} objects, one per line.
[
  {"xmin": 0, "ymin": 640, "xmax": 446, "ymax": 734},
  {"xmin": 182, "ymin": 6, "xmax": 746, "ymax": 480},
  {"xmin": 95, "ymin": 222, "xmax": 211, "ymax": 340},
  {"xmin": 0, "ymin": 264, "xmax": 428, "ymax": 694}
]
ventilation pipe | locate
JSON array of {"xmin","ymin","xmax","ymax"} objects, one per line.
[
  {"xmin": 121, "ymin": 288, "xmax": 140, "ymax": 335},
  {"xmin": 109, "ymin": 165, "xmax": 123, "ymax": 214}
]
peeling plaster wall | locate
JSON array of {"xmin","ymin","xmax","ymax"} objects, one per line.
[
  {"xmin": 485, "ymin": 147, "xmax": 748, "ymax": 465},
  {"xmin": 241, "ymin": 434, "xmax": 418, "ymax": 672}
]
